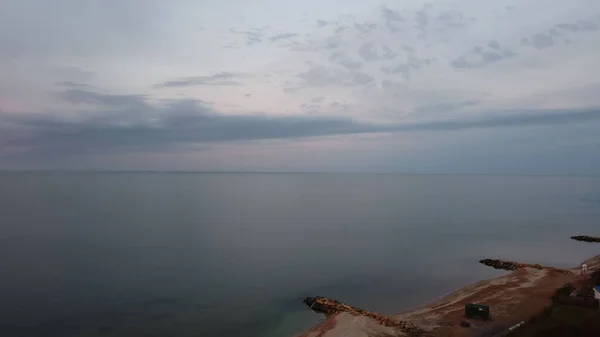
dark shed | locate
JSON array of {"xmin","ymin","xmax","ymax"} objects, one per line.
[{"xmin": 465, "ymin": 303, "xmax": 490, "ymax": 320}]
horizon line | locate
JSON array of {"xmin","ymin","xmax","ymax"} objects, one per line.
[{"xmin": 0, "ymin": 169, "xmax": 599, "ymax": 177}]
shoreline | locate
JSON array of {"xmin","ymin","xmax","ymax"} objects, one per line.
[{"xmin": 296, "ymin": 254, "xmax": 600, "ymax": 337}]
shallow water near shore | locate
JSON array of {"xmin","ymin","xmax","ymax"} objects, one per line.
[{"xmin": 0, "ymin": 172, "xmax": 599, "ymax": 337}]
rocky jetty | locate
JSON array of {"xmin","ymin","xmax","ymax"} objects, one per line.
[
  {"xmin": 303, "ymin": 296, "xmax": 423, "ymax": 334},
  {"xmin": 479, "ymin": 259, "xmax": 574, "ymax": 275},
  {"xmin": 571, "ymin": 235, "xmax": 600, "ymax": 243}
]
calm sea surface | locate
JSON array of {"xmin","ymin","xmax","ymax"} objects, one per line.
[{"xmin": 0, "ymin": 172, "xmax": 599, "ymax": 337}]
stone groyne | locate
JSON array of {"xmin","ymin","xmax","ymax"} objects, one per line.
[
  {"xmin": 570, "ymin": 235, "xmax": 600, "ymax": 243},
  {"xmin": 303, "ymin": 296, "xmax": 423, "ymax": 334},
  {"xmin": 479, "ymin": 259, "xmax": 574, "ymax": 275}
]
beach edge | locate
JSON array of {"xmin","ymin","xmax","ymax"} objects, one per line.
[{"xmin": 296, "ymin": 254, "xmax": 600, "ymax": 337}]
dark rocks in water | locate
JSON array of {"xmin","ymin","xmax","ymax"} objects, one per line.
[
  {"xmin": 303, "ymin": 296, "xmax": 339, "ymax": 316},
  {"xmin": 571, "ymin": 235, "xmax": 600, "ymax": 243},
  {"xmin": 479, "ymin": 259, "xmax": 573, "ymax": 275},
  {"xmin": 460, "ymin": 321, "xmax": 472, "ymax": 328},
  {"xmin": 303, "ymin": 296, "xmax": 423, "ymax": 333}
]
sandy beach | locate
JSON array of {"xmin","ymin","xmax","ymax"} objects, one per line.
[{"xmin": 297, "ymin": 254, "xmax": 600, "ymax": 337}]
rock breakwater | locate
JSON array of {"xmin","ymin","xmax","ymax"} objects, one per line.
[
  {"xmin": 303, "ymin": 296, "xmax": 423, "ymax": 334},
  {"xmin": 479, "ymin": 259, "xmax": 574, "ymax": 275},
  {"xmin": 571, "ymin": 235, "xmax": 600, "ymax": 243}
]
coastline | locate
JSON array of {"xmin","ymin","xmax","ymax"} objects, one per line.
[{"xmin": 296, "ymin": 254, "xmax": 600, "ymax": 337}]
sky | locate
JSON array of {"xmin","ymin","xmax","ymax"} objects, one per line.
[{"xmin": 1, "ymin": 0, "xmax": 600, "ymax": 173}]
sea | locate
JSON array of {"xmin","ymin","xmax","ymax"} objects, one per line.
[{"xmin": 0, "ymin": 172, "xmax": 599, "ymax": 337}]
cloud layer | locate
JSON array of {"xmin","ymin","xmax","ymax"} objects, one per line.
[
  {"xmin": 1, "ymin": 0, "xmax": 600, "ymax": 172},
  {"xmin": 3, "ymin": 88, "xmax": 599, "ymax": 158}
]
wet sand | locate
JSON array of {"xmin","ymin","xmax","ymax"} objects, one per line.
[{"xmin": 297, "ymin": 255, "xmax": 600, "ymax": 337}]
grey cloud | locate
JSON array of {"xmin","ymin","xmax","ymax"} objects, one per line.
[
  {"xmin": 447, "ymin": 22, "xmax": 464, "ymax": 28},
  {"xmin": 580, "ymin": 20, "xmax": 599, "ymax": 31},
  {"xmin": 531, "ymin": 33, "xmax": 554, "ymax": 49},
  {"xmin": 556, "ymin": 23, "xmax": 579, "ymax": 32},
  {"xmin": 381, "ymin": 6, "xmax": 405, "ymax": 32},
  {"xmin": 488, "ymin": 40, "xmax": 501, "ymax": 50},
  {"xmin": 286, "ymin": 35, "xmax": 343, "ymax": 53},
  {"xmin": 382, "ymin": 64, "xmax": 410, "ymax": 73},
  {"xmin": 156, "ymin": 72, "xmax": 248, "ymax": 87},
  {"xmin": 450, "ymin": 56, "xmax": 471, "ymax": 69},
  {"xmin": 55, "ymin": 81, "xmax": 96, "ymax": 89},
  {"xmin": 381, "ymin": 80, "xmax": 404, "ymax": 90},
  {"xmin": 381, "ymin": 64, "xmax": 411, "ymax": 80},
  {"xmin": 451, "ymin": 43, "xmax": 516, "ymax": 69},
  {"xmin": 297, "ymin": 65, "xmax": 372, "ymax": 88},
  {"xmin": 246, "ymin": 34, "xmax": 263, "ymax": 45},
  {"xmin": 549, "ymin": 28, "xmax": 561, "ymax": 37},
  {"xmin": 358, "ymin": 43, "xmax": 379, "ymax": 61},
  {"xmin": 3, "ymin": 92, "xmax": 600, "ymax": 158},
  {"xmin": 407, "ymin": 55, "xmax": 422, "ymax": 69},
  {"xmin": 317, "ymin": 20, "xmax": 328, "ymax": 27},
  {"xmin": 353, "ymin": 22, "xmax": 377, "ymax": 34},
  {"xmin": 339, "ymin": 59, "xmax": 363, "ymax": 70},
  {"xmin": 229, "ymin": 28, "xmax": 265, "ymax": 45},
  {"xmin": 550, "ymin": 17, "xmax": 598, "ymax": 36},
  {"xmin": 386, "ymin": 108, "xmax": 600, "ymax": 132},
  {"xmin": 58, "ymin": 89, "xmax": 147, "ymax": 108},
  {"xmin": 502, "ymin": 49, "xmax": 517, "ymax": 58},
  {"xmin": 415, "ymin": 100, "xmax": 480, "ymax": 113},
  {"xmin": 311, "ymin": 96, "xmax": 325, "ymax": 103},
  {"xmin": 403, "ymin": 45, "xmax": 415, "ymax": 53},
  {"xmin": 381, "ymin": 6, "xmax": 404, "ymax": 23},
  {"xmin": 325, "ymin": 36, "xmax": 344, "ymax": 49},
  {"xmin": 1, "ymin": 94, "xmax": 378, "ymax": 155},
  {"xmin": 299, "ymin": 103, "xmax": 321, "ymax": 112},
  {"xmin": 330, "ymin": 52, "xmax": 363, "ymax": 69},
  {"xmin": 520, "ymin": 15, "xmax": 600, "ymax": 52},
  {"xmin": 329, "ymin": 101, "xmax": 350, "ymax": 110},
  {"xmin": 385, "ymin": 24, "xmax": 402, "ymax": 33},
  {"xmin": 349, "ymin": 72, "xmax": 374, "ymax": 86},
  {"xmin": 52, "ymin": 66, "xmax": 96, "ymax": 83},
  {"xmin": 480, "ymin": 51, "xmax": 504, "ymax": 63},
  {"xmin": 380, "ymin": 54, "xmax": 424, "ymax": 76},
  {"xmin": 297, "ymin": 66, "xmax": 346, "ymax": 86},
  {"xmin": 269, "ymin": 33, "xmax": 298, "ymax": 42},
  {"xmin": 436, "ymin": 12, "xmax": 453, "ymax": 21},
  {"xmin": 415, "ymin": 11, "xmax": 428, "ymax": 31},
  {"xmin": 381, "ymin": 46, "xmax": 397, "ymax": 59},
  {"xmin": 335, "ymin": 26, "xmax": 348, "ymax": 34}
]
